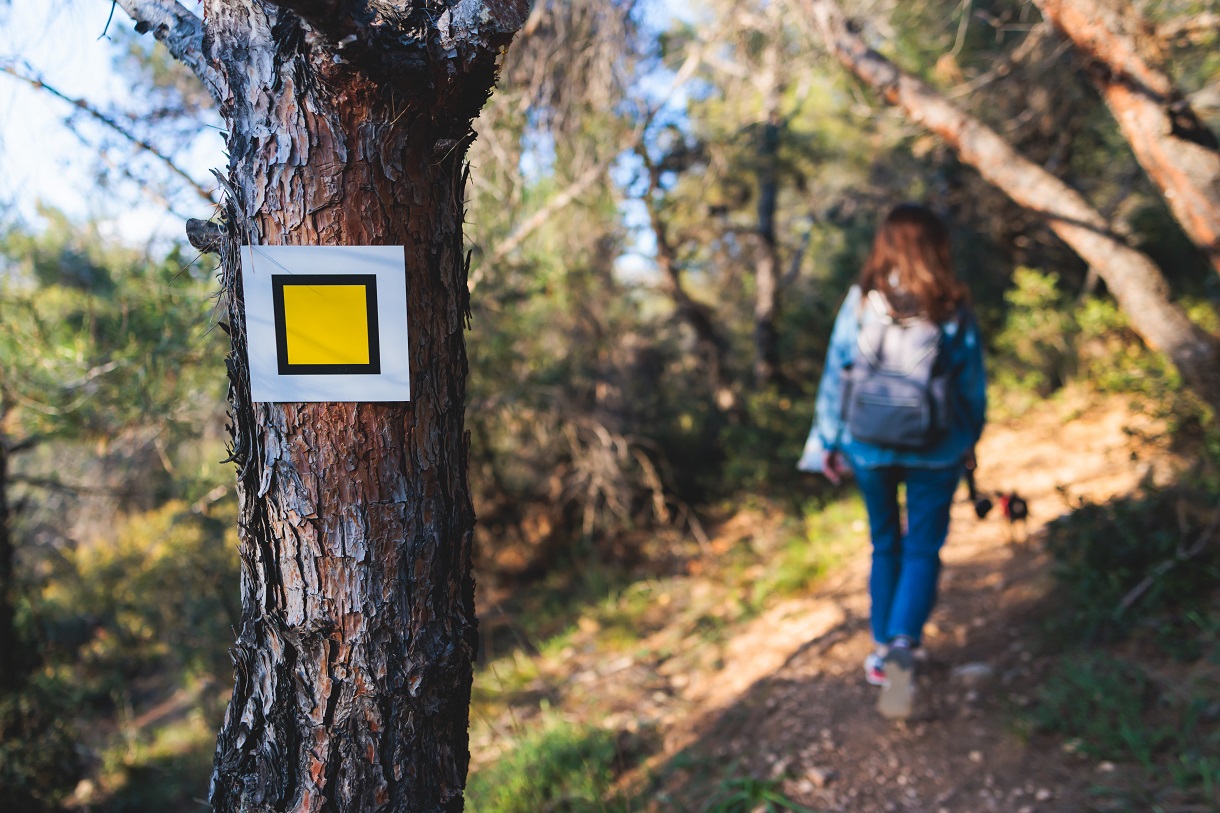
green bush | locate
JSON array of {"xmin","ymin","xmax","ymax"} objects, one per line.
[
  {"xmin": 991, "ymin": 267, "xmax": 1077, "ymax": 401},
  {"xmin": 0, "ymin": 674, "xmax": 83, "ymax": 812},
  {"xmin": 40, "ymin": 499, "xmax": 239, "ymax": 698},
  {"xmin": 717, "ymin": 388, "xmax": 816, "ymax": 497},
  {"xmin": 1042, "ymin": 487, "xmax": 1220, "ymax": 646}
]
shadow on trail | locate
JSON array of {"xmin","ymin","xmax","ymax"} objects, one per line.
[{"xmin": 645, "ymin": 535, "xmax": 1093, "ymax": 813}]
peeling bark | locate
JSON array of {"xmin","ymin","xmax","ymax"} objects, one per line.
[
  {"xmin": 802, "ymin": 0, "xmax": 1220, "ymax": 412},
  {"xmin": 1034, "ymin": 0, "xmax": 1220, "ymax": 277},
  {"xmin": 113, "ymin": 0, "xmax": 228, "ymax": 103},
  {"xmin": 121, "ymin": 1, "xmax": 525, "ymax": 810}
]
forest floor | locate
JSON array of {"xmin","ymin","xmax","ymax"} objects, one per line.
[{"xmin": 469, "ymin": 389, "xmax": 1196, "ymax": 812}]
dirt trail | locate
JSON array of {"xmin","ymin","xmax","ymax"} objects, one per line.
[
  {"xmin": 648, "ymin": 391, "xmax": 1176, "ymax": 812},
  {"xmin": 473, "ymin": 391, "xmax": 1178, "ymax": 811}
]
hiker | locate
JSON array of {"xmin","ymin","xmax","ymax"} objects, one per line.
[{"xmin": 798, "ymin": 203, "xmax": 987, "ymax": 719}]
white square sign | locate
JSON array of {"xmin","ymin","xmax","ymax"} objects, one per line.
[{"xmin": 241, "ymin": 245, "xmax": 411, "ymax": 402}]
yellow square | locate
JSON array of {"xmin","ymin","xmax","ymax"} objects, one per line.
[{"xmin": 281, "ymin": 283, "xmax": 371, "ymax": 366}]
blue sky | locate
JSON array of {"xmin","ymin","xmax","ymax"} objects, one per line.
[{"xmin": 0, "ymin": 1, "xmax": 223, "ymax": 244}]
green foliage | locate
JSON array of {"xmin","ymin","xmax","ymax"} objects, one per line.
[
  {"xmin": 745, "ymin": 497, "xmax": 863, "ymax": 609},
  {"xmin": 1042, "ymin": 486, "xmax": 1220, "ymax": 646},
  {"xmin": 41, "ymin": 499, "xmax": 239, "ymax": 696},
  {"xmin": 0, "ymin": 211, "xmax": 225, "ymax": 446},
  {"xmin": 990, "ymin": 270, "xmax": 1215, "ymax": 421},
  {"xmin": 717, "ymin": 389, "xmax": 816, "ymax": 496},
  {"xmin": 1074, "ymin": 298, "xmax": 1183, "ymax": 401},
  {"xmin": 0, "ymin": 673, "xmax": 82, "ymax": 812},
  {"xmin": 991, "ymin": 268, "xmax": 1076, "ymax": 401},
  {"xmin": 465, "ymin": 718, "xmax": 625, "ymax": 813},
  {"xmin": 0, "ymin": 211, "xmax": 230, "ymax": 808},
  {"xmin": 1027, "ymin": 655, "xmax": 1158, "ymax": 763},
  {"xmin": 88, "ymin": 701, "xmax": 220, "ymax": 813}
]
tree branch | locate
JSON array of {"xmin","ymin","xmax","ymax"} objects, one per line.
[
  {"xmin": 113, "ymin": 0, "xmax": 227, "ymax": 104},
  {"xmin": 473, "ymin": 40, "xmax": 705, "ymax": 286},
  {"xmin": 0, "ymin": 61, "xmax": 217, "ymax": 206},
  {"xmin": 1033, "ymin": 0, "xmax": 1220, "ymax": 277},
  {"xmin": 791, "ymin": 0, "xmax": 1220, "ymax": 412},
  {"xmin": 1118, "ymin": 508, "xmax": 1220, "ymax": 614}
]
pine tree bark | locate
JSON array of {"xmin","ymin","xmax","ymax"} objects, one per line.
[
  {"xmin": 801, "ymin": 0, "xmax": 1220, "ymax": 413},
  {"xmin": 118, "ymin": 2, "xmax": 527, "ymax": 810},
  {"xmin": 1033, "ymin": 0, "xmax": 1220, "ymax": 278}
]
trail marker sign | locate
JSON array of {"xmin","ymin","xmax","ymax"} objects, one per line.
[{"xmin": 241, "ymin": 246, "xmax": 411, "ymax": 402}]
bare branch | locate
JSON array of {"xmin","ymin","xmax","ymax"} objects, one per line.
[
  {"xmin": 473, "ymin": 41, "xmax": 705, "ymax": 285},
  {"xmin": 473, "ymin": 158, "xmax": 611, "ymax": 287},
  {"xmin": 10, "ymin": 473, "xmax": 126, "ymax": 496},
  {"xmin": 113, "ymin": 0, "xmax": 226, "ymax": 104},
  {"xmin": 1118, "ymin": 508, "xmax": 1220, "ymax": 614},
  {"xmin": 0, "ymin": 61, "xmax": 217, "ymax": 206}
]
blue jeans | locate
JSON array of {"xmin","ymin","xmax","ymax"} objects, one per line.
[{"xmin": 853, "ymin": 463, "xmax": 962, "ymax": 647}]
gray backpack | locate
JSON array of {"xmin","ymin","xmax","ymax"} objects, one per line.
[{"xmin": 843, "ymin": 291, "xmax": 961, "ymax": 450}]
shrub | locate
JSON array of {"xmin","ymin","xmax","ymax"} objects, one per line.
[{"xmin": 1042, "ymin": 487, "xmax": 1220, "ymax": 646}]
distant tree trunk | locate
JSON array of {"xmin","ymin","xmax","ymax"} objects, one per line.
[
  {"xmin": 641, "ymin": 153, "xmax": 737, "ymax": 413},
  {"xmin": 0, "ymin": 432, "xmax": 23, "ymax": 696},
  {"xmin": 753, "ymin": 40, "xmax": 784, "ymax": 388},
  {"xmin": 1034, "ymin": 0, "xmax": 1220, "ymax": 277},
  {"xmin": 802, "ymin": 0, "xmax": 1220, "ymax": 413},
  {"xmin": 117, "ymin": 2, "xmax": 527, "ymax": 810}
]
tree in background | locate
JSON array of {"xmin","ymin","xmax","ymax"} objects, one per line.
[
  {"xmin": 798, "ymin": 0, "xmax": 1220, "ymax": 412},
  {"xmin": 112, "ymin": 1, "xmax": 526, "ymax": 809}
]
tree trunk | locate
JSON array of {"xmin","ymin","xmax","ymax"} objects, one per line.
[
  {"xmin": 1033, "ymin": 0, "xmax": 1220, "ymax": 277},
  {"xmin": 752, "ymin": 40, "xmax": 784, "ymax": 388},
  {"xmin": 801, "ymin": 0, "xmax": 1220, "ymax": 413},
  {"xmin": 641, "ymin": 154, "xmax": 737, "ymax": 413},
  {"xmin": 0, "ymin": 434, "xmax": 25, "ymax": 696},
  {"xmin": 119, "ymin": 2, "xmax": 526, "ymax": 810}
]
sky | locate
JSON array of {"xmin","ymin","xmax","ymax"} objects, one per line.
[{"xmin": 0, "ymin": 0, "xmax": 223, "ymax": 246}]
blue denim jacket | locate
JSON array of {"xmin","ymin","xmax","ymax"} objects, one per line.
[{"xmin": 799, "ymin": 285, "xmax": 987, "ymax": 472}]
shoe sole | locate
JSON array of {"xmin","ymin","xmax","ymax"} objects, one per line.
[{"xmin": 878, "ymin": 647, "xmax": 915, "ymax": 720}]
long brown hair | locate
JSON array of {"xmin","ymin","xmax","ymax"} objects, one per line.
[{"xmin": 859, "ymin": 204, "xmax": 967, "ymax": 322}]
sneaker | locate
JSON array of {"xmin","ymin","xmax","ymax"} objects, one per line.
[
  {"xmin": 877, "ymin": 644, "xmax": 915, "ymax": 720},
  {"xmin": 864, "ymin": 651, "xmax": 887, "ymax": 686}
]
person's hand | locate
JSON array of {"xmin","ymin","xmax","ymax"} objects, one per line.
[
  {"xmin": 822, "ymin": 450, "xmax": 846, "ymax": 486},
  {"xmin": 963, "ymin": 448, "xmax": 977, "ymax": 471}
]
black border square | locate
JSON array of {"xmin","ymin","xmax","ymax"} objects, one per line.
[{"xmin": 272, "ymin": 274, "xmax": 381, "ymax": 375}]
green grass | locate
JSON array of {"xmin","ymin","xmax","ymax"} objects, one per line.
[
  {"xmin": 1022, "ymin": 654, "xmax": 1220, "ymax": 807},
  {"xmin": 466, "ymin": 717, "xmax": 629, "ymax": 813},
  {"xmin": 745, "ymin": 497, "xmax": 864, "ymax": 610},
  {"xmin": 702, "ymin": 774, "xmax": 819, "ymax": 813}
]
